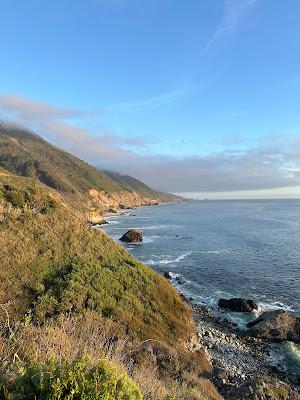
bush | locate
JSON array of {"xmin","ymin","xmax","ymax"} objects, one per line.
[
  {"xmin": 4, "ymin": 186, "xmax": 25, "ymax": 208},
  {"xmin": 10, "ymin": 357, "xmax": 143, "ymax": 400},
  {"xmin": 40, "ymin": 197, "xmax": 58, "ymax": 214}
]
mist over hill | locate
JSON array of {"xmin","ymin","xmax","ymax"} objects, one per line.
[{"xmin": 0, "ymin": 124, "xmax": 179, "ymax": 208}]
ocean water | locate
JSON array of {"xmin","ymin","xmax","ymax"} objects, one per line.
[
  {"xmin": 102, "ymin": 199, "xmax": 300, "ymax": 313},
  {"xmin": 100, "ymin": 199, "xmax": 300, "ymax": 373}
]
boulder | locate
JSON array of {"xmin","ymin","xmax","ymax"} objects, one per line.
[
  {"xmin": 247, "ymin": 310, "xmax": 300, "ymax": 342},
  {"xmin": 218, "ymin": 298, "xmax": 258, "ymax": 312},
  {"xmin": 164, "ymin": 271, "xmax": 172, "ymax": 280},
  {"xmin": 95, "ymin": 219, "xmax": 108, "ymax": 226},
  {"xmin": 120, "ymin": 229, "xmax": 143, "ymax": 243},
  {"xmin": 226, "ymin": 376, "xmax": 300, "ymax": 400}
]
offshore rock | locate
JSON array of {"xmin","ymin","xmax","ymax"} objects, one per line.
[
  {"xmin": 120, "ymin": 229, "xmax": 143, "ymax": 243},
  {"xmin": 218, "ymin": 298, "xmax": 258, "ymax": 312}
]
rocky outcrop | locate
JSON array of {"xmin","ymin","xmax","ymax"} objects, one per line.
[
  {"xmin": 89, "ymin": 189, "xmax": 162, "ymax": 210},
  {"xmin": 218, "ymin": 298, "xmax": 258, "ymax": 312},
  {"xmin": 164, "ymin": 271, "xmax": 172, "ymax": 280},
  {"xmin": 87, "ymin": 212, "xmax": 108, "ymax": 225},
  {"xmin": 247, "ymin": 310, "xmax": 300, "ymax": 342},
  {"xmin": 226, "ymin": 376, "xmax": 300, "ymax": 400},
  {"xmin": 120, "ymin": 229, "xmax": 143, "ymax": 243}
]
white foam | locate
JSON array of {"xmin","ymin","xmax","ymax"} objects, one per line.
[
  {"xmin": 159, "ymin": 251, "xmax": 194, "ymax": 265},
  {"xmin": 257, "ymin": 301, "xmax": 295, "ymax": 313},
  {"xmin": 105, "ymin": 220, "xmax": 120, "ymax": 225},
  {"xmin": 138, "ymin": 225, "xmax": 180, "ymax": 230}
]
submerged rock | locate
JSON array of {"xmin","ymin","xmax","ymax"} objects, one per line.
[
  {"xmin": 120, "ymin": 229, "xmax": 143, "ymax": 243},
  {"xmin": 218, "ymin": 298, "xmax": 258, "ymax": 312},
  {"xmin": 247, "ymin": 310, "xmax": 300, "ymax": 342}
]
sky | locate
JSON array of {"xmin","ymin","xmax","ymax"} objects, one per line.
[{"xmin": 0, "ymin": 0, "xmax": 300, "ymax": 198}]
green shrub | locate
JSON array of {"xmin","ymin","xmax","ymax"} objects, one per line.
[
  {"xmin": 4, "ymin": 186, "xmax": 25, "ymax": 208},
  {"xmin": 40, "ymin": 197, "xmax": 58, "ymax": 214},
  {"xmin": 11, "ymin": 357, "xmax": 143, "ymax": 400}
]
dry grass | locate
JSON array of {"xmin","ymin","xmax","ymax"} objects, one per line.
[
  {"xmin": 0, "ymin": 174, "xmax": 196, "ymax": 346},
  {"xmin": 0, "ymin": 312, "xmax": 222, "ymax": 400}
]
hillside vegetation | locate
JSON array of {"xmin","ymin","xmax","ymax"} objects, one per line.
[
  {"xmin": 0, "ymin": 172, "xmax": 222, "ymax": 399},
  {"xmin": 0, "ymin": 173, "xmax": 193, "ymax": 343},
  {"xmin": 0, "ymin": 124, "xmax": 177, "ymax": 208},
  {"xmin": 0, "ymin": 126, "xmax": 223, "ymax": 399}
]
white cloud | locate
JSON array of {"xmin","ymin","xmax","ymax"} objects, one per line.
[
  {"xmin": 0, "ymin": 92, "xmax": 299, "ymax": 198},
  {"xmin": 0, "ymin": 93, "xmax": 82, "ymax": 121},
  {"xmin": 199, "ymin": 0, "xmax": 258, "ymax": 57},
  {"xmin": 106, "ymin": 89, "xmax": 184, "ymax": 111}
]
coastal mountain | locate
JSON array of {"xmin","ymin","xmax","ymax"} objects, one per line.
[
  {"xmin": 103, "ymin": 170, "xmax": 179, "ymax": 202},
  {"xmin": 1, "ymin": 123, "xmax": 295, "ymax": 400},
  {"xmin": 0, "ymin": 124, "xmax": 178, "ymax": 211},
  {"xmin": 0, "ymin": 123, "xmax": 224, "ymax": 399}
]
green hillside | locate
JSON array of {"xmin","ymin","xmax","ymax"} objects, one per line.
[
  {"xmin": 0, "ymin": 172, "xmax": 222, "ymax": 400},
  {"xmin": 0, "ymin": 124, "xmax": 177, "ymax": 204},
  {"xmin": 0, "ymin": 124, "xmax": 124, "ymax": 198},
  {"xmin": 0, "ymin": 173, "xmax": 193, "ymax": 343},
  {"xmin": 0, "ymin": 125, "xmax": 222, "ymax": 399}
]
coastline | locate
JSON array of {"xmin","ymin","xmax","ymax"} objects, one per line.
[
  {"xmin": 98, "ymin": 202, "xmax": 300, "ymax": 398},
  {"xmin": 188, "ymin": 302, "xmax": 300, "ymax": 397}
]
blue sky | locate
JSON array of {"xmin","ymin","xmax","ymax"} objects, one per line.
[{"xmin": 0, "ymin": 0, "xmax": 300, "ymax": 198}]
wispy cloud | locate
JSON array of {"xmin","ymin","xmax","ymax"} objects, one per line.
[
  {"xmin": 1, "ymin": 93, "xmax": 299, "ymax": 197},
  {"xmin": 0, "ymin": 93, "xmax": 153, "ymax": 156},
  {"xmin": 199, "ymin": 0, "xmax": 258, "ymax": 57},
  {"xmin": 106, "ymin": 89, "xmax": 184, "ymax": 111}
]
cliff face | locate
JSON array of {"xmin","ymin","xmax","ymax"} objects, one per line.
[{"xmin": 88, "ymin": 188, "xmax": 160, "ymax": 209}]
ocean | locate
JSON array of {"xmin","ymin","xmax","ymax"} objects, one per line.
[{"xmin": 100, "ymin": 199, "xmax": 300, "ymax": 373}]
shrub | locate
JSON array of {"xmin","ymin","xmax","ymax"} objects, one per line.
[
  {"xmin": 4, "ymin": 186, "xmax": 25, "ymax": 208},
  {"xmin": 40, "ymin": 197, "xmax": 58, "ymax": 214},
  {"xmin": 11, "ymin": 357, "xmax": 143, "ymax": 400}
]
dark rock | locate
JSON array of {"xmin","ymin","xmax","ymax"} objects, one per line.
[
  {"xmin": 164, "ymin": 271, "xmax": 172, "ymax": 280},
  {"xmin": 95, "ymin": 219, "xmax": 108, "ymax": 226},
  {"xmin": 179, "ymin": 293, "xmax": 188, "ymax": 302},
  {"xmin": 225, "ymin": 376, "xmax": 300, "ymax": 400},
  {"xmin": 247, "ymin": 310, "xmax": 300, "ymax": 342},
  {"xmin": 107, "ymin": 207, "xmax": 118, "ymax": 213},
  {"xmin": 218, "ymin": 298, "xmax": 258, "ymax": 312},
  {"xmin": 120, "ymin": 229, "xmax": 143, "ymax": 243}
]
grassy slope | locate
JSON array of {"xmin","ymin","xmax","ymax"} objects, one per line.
[
  {"xmin": 0, "ymin": 125, "xmax": 123, "ymax": 198},
  {"xmin": 0, "ymin": 125, "xmax": 177, "ymax": 203},
  {"xmin": 0, "ymin": 173, "xmax": 195, "ymax": 345}
]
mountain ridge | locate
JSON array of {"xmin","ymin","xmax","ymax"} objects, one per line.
[{"xmin": 0, "ymin": 124, "xmax": 180, "ymax": 212}]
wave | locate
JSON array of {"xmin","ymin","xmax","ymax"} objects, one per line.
[
  {"xmin": 105, "ymin": 220, "xmax": 120, "ymax": 225},
  {"xmin": 257, "ymin": 300, "xmax": 295, "ymax": 313},
  {"xmin": 145, "ymin": 251, "xmax": 194, "ymax": 266},
  {"xmin": 138, "ymin": 225, "xmax": 180, "ymax": 230}
]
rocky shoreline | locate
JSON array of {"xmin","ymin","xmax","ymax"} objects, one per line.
[
  {"xmin": 97, "ymin": 214, "xmax": 300, "ymax": 398},
  {"xmin": 189, "ymin": 303, "xmax": 300, "ymax": 398}
]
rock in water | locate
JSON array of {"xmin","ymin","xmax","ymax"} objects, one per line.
[
  {"xmin": 120, "ymin": 229, "xmax": 143, "ymax": 243},
  {"xmin": 164, "ymin": 272, "xmax": 172, "ymax": 280},
  {"xmin": 247, "ymin": 310, "xmax": 300, "ymax": 342},
  {"xmin": 218, "ymin": 298, "xmax": 258, "ymax": 312}
]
